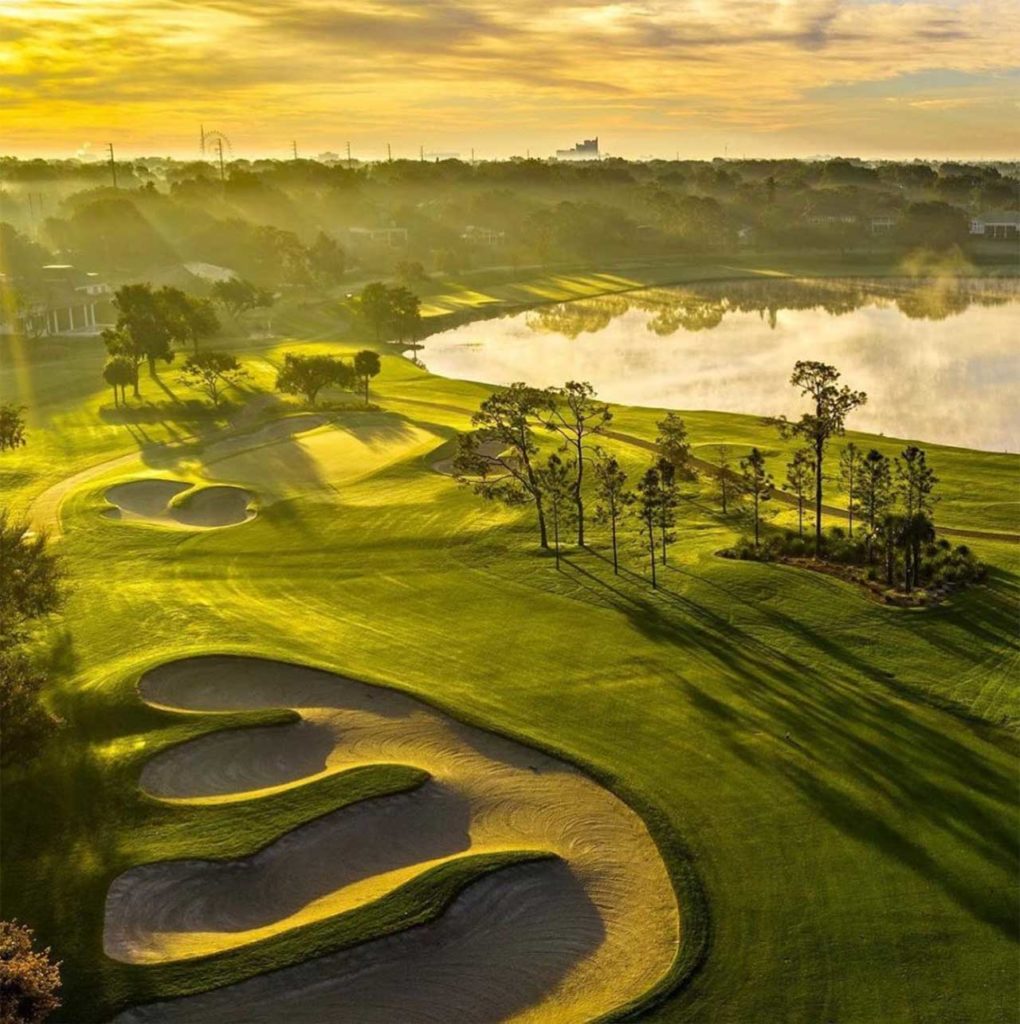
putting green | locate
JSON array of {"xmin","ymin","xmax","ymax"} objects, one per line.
[{"xmin": 104, "ymin": 656, "xmax": 679, "ymax": 1022}]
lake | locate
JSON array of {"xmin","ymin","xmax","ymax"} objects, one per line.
[{"xmin": 417, "ymin": 277, "xmax": 1019, "ymax": 452}]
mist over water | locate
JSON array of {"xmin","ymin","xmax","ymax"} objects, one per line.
[{"xmin": 419, "ymin": 278, "xmax": 1019, "ymax": 452}]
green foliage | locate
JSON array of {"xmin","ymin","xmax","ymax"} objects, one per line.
[
  {"xmin": 739, "ymin": 446, "xmax": 774, "ymax": 548},
  {"xmin": 101, "ymin": 357, "xmax": 136, "ymax": 407},
  {"xmin": 210, "ymin": 277, "xmax": 274, "ymax": 317},
  {"xmin": 275, "ymin": 352, "xmax": 355, "ymax": 405},
  {"xmin": 179, "ymin": 350, "xmax": 249, "ymax": 406},
  {"xmin": 352, "ymin": 349, "xmax": 381, "ymax": 404},
  {"xmin": 897, "ymin": 201, "xmax": 969, "ymax": 251},
  {"xmin": 655, "ymin": 411, "xmax": 696, "ymax": 484},
  {"xmin": 307, "ymin": 232, "xmax": 346, "ymax": 284},
  {"xmin": 0, "ymin": 404, "xmax": 27, "ymax": 453},
  {"xmin": 0, "ymin": 919, "xmax": 61, "ymax": 1024}
]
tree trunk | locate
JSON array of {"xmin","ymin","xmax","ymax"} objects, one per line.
[
  {"xmin": 553, "ymin": 508, "xmax": 560, "ymax": 570},
  {"xmin": 574, "ymin": 438, "xmax": 585, "ymax": 546},
  {"xmin": 721, "ymin": 478, "xmax": 727, "ymax": 514},
  {"xmin": 797, "ymin": 496, "xmax": 803, "ymax": 537},
  {"xmin": 814, "ymin": 437, "xmax": 824, "ymax": 557},
  {"xmin": 753, "ymin": 492, "xmax": 760, "ymax": 549},
  {"xmin": 364, "ymin": 378, "xmax": 370, "ymax": 405},
  {"xmin": 660, "ymin": 520, "xmax": 667, "ymax": 565},
  {"xmin": 847, "ymin": 463, "xmax": 854, "ymax": 537},
  {"xmin": 534, "ymin": 494, "xmax": 549, "ymax": 549},
  {"xmin": 647, "ymin": 523, "xmax": 657, "ymax": 588},
  {"xmin": 611, "ymin": 514, "xmax": 618, "ymax": 574}
]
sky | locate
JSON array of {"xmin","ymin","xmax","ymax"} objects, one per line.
[{"xmin": 1, "ymin": 0, "xmax": 1018, "ymax": 161}]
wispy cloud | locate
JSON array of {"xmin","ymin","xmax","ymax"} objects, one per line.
[{"xmin": 2, "ymin": 0, "xmax": 1018, "ymax": 156}]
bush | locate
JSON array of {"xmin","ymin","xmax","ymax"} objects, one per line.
[{"xmin": 0, "ymin": 920, "xmax": 61, "ymax": 1024}]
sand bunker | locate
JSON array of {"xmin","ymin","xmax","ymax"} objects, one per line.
[
  {"xmin": 105, "ymin": 656, "xmax": 680, "ymax": 1022},
  {"xmin": 104, "ymin": 481, "xmax": 255, "ymax": 529}
]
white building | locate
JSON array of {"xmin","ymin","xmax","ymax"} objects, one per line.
[{"xmin": 969, "ymin": 211, "xmax": 1020, "ymax": 240}]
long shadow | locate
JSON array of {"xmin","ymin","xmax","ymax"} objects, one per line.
[{"xmin": 557, "ymin": 547, "xmax": 1019, "ymax": 938}]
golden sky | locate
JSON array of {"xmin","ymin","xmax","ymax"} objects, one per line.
[{"xmin": 2, "ymin": 0, "xmax": 1018, "ymax": 159}]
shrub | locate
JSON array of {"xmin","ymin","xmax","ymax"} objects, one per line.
[{"xmin": 0, "ymin": 920, "xmax": 61, "ymax": 1024}]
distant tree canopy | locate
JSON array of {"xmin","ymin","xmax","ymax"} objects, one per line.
[
  {"xmin": 210, "ymin": 277, "xmax": 274, "ymax": 317},
  {"xmin": 896, "ymin": 201, "xmax": 969, "ymax": 251}
]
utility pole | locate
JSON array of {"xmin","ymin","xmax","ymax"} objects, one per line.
[
  {"xmin": 200, "ymin": 124, "xmax": 206, "ymax": 157},
  {"xmin": 471, "ymin": 147, "xmax": 475, "ymax": 164},
  {"xmin": 419, "ymin": 145, "xmax": 424, "ymax": 163},
  {"xmin": 216, "ymin": 138, "xmax": 225, "ymax": 182},
  {"xmin": 107, "ymin": 143, "xmax": 118, "ymax": 189},
  {"xmin": 292, "ymin": 140, "xmax": 298, "ymax": 160},
  {"xmin": 387, "ymin": 143, "xmax": 392, "ymax": 162},
  {"xmin": 346, "ymin": 140, "xmax": 352, "ymax": 168}
]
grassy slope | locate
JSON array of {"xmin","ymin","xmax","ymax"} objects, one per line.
[{"xmin": 1, "ymin": 267, "xmax": 1018, "ymax": 1023}]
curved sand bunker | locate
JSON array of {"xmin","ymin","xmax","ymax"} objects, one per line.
[
  {"xmin": 106, "ymin": 656, "xmax": 680, "ymax": 1023},
  {"xmin": 104, "ymin": 481, "xmax": 255, "ymax": 529}
]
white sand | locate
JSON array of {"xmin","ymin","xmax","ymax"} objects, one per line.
[
  {"xmin": 105, "ymin": 656, "xmax": 680, "ymax": 1022},
  {"xmin": 103, "ymin": 481, "xmax": 255, "ymax": 529}
]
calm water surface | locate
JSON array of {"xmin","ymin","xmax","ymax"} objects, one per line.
[{"xmin": 419, "ymin": 277, "xmax": 1019, "ymax": 452}]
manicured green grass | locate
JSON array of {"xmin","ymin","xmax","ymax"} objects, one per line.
[{"xmin": 2, "ymin": 266, "xmax": 1017, "ymax": 1023}]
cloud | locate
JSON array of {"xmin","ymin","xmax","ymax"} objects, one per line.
[{"xmin": 1, "ymin": 0, "xmax": 1018, "ymax": 156}]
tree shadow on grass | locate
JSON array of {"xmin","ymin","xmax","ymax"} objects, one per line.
[{"xmin": 557, "ymin": 548, "xmax": 1019, "ymax": 943}]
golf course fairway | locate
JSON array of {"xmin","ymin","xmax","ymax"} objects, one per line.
[{"xmin": 1, "ymin": 304, "xmax": 1017, "ymax": 1023}]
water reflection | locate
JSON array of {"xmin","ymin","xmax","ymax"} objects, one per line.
[{"xmin": 420, "ymin": 278, "xmax": 1019, "ymax": 452}]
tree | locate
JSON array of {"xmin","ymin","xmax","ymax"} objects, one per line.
[
  {"xmin": 211, "ymin": 277, "xmax": 274, "ymax": 318},
  {"xmin": 897, "ymin": 512, "xmax": 936, "ymax": 593},
  {"xmin": 0, "ymin": 920, "xmax": 61, "ymax": 1024},
  {"xmin": 896, "ymin": 201, "xmax": 968, "ymax": 251},
  {"xmin": 104, "ymin": 284, "xmax": 175, "ymax": 396},
  {"xmin": 896, "ymin": 446, "xmax": 939, "ymax": 587},
  {"xmin": 536, "ymin": 453, "xmax": 575, "ymax": 570},
  {"xmin": 179, "ymin": 350, "xmax": 249, "ymax": 406},
  {"xmin": 453, "ymin": 383, "xmax": 552, "ymax": 548},
  {"xmin": 655, "ymin": 412, "xmax": 697, "ymax": 485},
  {"xmin": 159, "ymin": 288, "xmax": 219, "ymax": 353},
  {"xmin": 0, "ymin": 513, "xmax": 62, "ymax": 765},
  {"xmin": 785, "ymin": 448, "xmax": 813, "ymax": 537},
  {"xmin": 275, "ymin": 353, "xmax": 354, "ymax": 405},
  {"xmin": 308, "ymin": 231, "xmax": 346, "ymax": 283},
  {"xmin": 861, "ymin": 449, "xmax": 893, "ymax": 559},
  {"xmin": 102, "ymin": 357, "xmax": 136, "ymax": 407},
  {"xmin": 353, "ymin": 350, "xmax": 382, "ymax": 405},
  {"xmin": 635, "ymin": 467, "xmax": 663, "ymax": 588},
  {"xmin": 776, "ymin": 361, "xmax": 866, "ymax": 556},
  {"xmin": 387, "ymin": 286, "xmax": 422, "ymax": 345},
  {"xmin": 0, "ymin": 405, "xmax": 27, "ymax": 453},
  {"xmin": 713, "ymin": 444, "xmax": 734, "ymax": 514},
  {"xmin": 359, "ymin": 282, "xmax": 392, "ymax": 341},
  {"xmin": 740, "ymin": 447, "xmax": 773, "ymax": 550},
  {"xmin": 544, "ymin": 381, "xmax": 611, "ymax": 546},
  {"xmin": 593, "ymin": 454, "xmax": 630, "ymax": 574},
  {"xmin": 654, "ymin": 468, "xmax": 679, "ymax": 565},
  {"xmin": 838, "ymin": 442, "xmax": 863, "ymax": 537}
]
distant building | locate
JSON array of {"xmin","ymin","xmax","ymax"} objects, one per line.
[
  {"xmin": 969, "ymin": 211, "xmax": 1020, "ymax": 240},
  {"xmin": 348, "ymin": 226, "xmax": 408, "ymax": 248},
  {"xmin": 1, "ymin": 264, "xmax": 111, "ymax": 337},
  {"xmin": 869, "ymin": 216, "xmax": 897, "ymax": 236},
  {"xmin": 556, "ymin": 138, "xmax": 599, "ymax": 160},
  {"xmin": 461, "ymin": 225, "xmax": 505, "ymax": 246}
]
